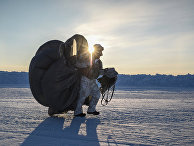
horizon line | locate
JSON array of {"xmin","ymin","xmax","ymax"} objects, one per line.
[{"xmin": 0, "ymin": 70, "xmax": 193, "ymax": 76}]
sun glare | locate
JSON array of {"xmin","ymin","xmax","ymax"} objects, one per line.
[
  {"xmin": 87, "ymin": 36, "xmax": 99, "ymax": 66},
  {"xmin": 88, "ymin": 42, "xmax": 94, "ymax": 54},
  {"xmin": 88, "ymin": 45, "xmax": 94, "ymax": 54},
  {"xmin": 87, "ymin": 35, "xmax": 100, "ymax": 54}
]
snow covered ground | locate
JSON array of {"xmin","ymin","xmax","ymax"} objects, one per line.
[{"xmin": 0, "ymin": 87, "xmax": 194, "ymax": 145}]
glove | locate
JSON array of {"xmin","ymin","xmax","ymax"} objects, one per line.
[{"xmin": 104, "ymin": 68, "xmax": 118, "ymax": 78}]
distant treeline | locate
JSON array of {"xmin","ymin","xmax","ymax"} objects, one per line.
[
  {"xmin": 116, "ymin": 74, "xmax": 194, "ymax": 87},
  {"xmin": 0, "ymin": 71, "xmax": 29, "ymax": 85},
  {"xmin": 0, "ymin": 71, "xmax": 194, "ymax": 87}
]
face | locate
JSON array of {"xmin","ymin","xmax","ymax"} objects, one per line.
[{"xmin": 94, "ymin": 50, "xmax": 103, "ymax": 59}]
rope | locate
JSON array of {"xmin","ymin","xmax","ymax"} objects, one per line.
[{"xmin": 100, "ymin": 77, "xmax": 117, "ymax": 106}]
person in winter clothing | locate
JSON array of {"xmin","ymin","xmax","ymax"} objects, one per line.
[{"xmin": 74, "ymin": 44, "xmax": 104, "ymax": 117}]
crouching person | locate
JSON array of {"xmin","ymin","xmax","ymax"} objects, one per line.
[{"xmin": 74, "ymin": 44, "xmax": 105, "ymax": 117}]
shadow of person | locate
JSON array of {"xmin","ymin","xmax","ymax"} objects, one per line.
[{"xmin": 21, "ymin": 116, "xmax": 101, "ymax": 146}]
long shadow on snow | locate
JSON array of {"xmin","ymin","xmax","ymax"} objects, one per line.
[{"xmin": 21, "ymin": 116, "xmax": 100, "ymax": 145}]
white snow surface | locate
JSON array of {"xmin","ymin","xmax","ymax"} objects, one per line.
[{"xmin": 0, "ymin": 87, "xmax": 194, "ymax": 146}]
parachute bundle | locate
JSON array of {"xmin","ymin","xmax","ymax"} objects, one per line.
[{"xmin": 29, "ymin": 34, "xmax": 88, "ymax": 112}]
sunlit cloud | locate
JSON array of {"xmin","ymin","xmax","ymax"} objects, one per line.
[
  {"xmin": 0, "ymin": 0, "xmax": 194, "ymax": 74},
  {"xmin": 71, "ymin": 0, "xmax": 194, "ymax": 74}
]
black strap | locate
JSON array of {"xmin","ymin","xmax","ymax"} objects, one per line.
[{"xmin": 101, "ymin": 80, "xmax": 116, "ymax": 106}]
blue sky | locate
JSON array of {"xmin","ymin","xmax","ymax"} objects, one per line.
[{"xmin": 0, "ymin": 0, "xmax": 194, "ymax": 75}]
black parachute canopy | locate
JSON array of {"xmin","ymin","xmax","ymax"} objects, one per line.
[{"xmin": 29, "ymin": 34, "xmax": 88, "ymax": 112}]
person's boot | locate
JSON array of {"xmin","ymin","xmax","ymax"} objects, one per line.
[
  {"xmin": 74, "ymin": 113, "xmax": 86, "ymax": 117},
  {"xmin": 87, "ymin": 111, "xmax": 100, "ymax": 115},
  {"xmin": 48, "ymin": 107, "xmax": 61, "ymax": 116}
]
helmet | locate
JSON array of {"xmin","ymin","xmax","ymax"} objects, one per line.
[
  {"xmin": 94, "ymin": 44, "xmax": 104, "ymax": 51},
  {"xmin": 93, "ymin": 44, "xmax": 104, "ymax": 57}
]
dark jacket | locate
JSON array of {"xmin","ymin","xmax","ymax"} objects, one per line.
[{"xmin": 79, "ymin": 59, "xmax": 103, "ymax": 80}]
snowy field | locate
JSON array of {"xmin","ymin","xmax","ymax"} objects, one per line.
[{"xmin": 0, "ymin": 87, "xmax": 194, "ymax": 146}]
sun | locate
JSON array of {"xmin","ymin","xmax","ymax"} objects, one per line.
[
  {"xmin": 87, "ymin": 35, "xmax": 100, "ymax": 54},
  {"xmin": 88, "ymin": 41, "xmax": 95, "ymax": 54},
  {"xmin": 88, "ymin": 46, "xmax": 94, "ymax": 54}
]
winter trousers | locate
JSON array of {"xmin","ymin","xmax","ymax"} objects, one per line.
[{"xmin": 74, "ymin": 76, "xmax": 101, "ymax": 115}]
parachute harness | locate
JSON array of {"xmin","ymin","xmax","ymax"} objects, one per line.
[
  {"xmin": 101, "ymin": 83, "xmax": 116, "ymax": 106},
  {"xmin": 98, "ymin": 76, "xmax": 117, "ymax": 106}
]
